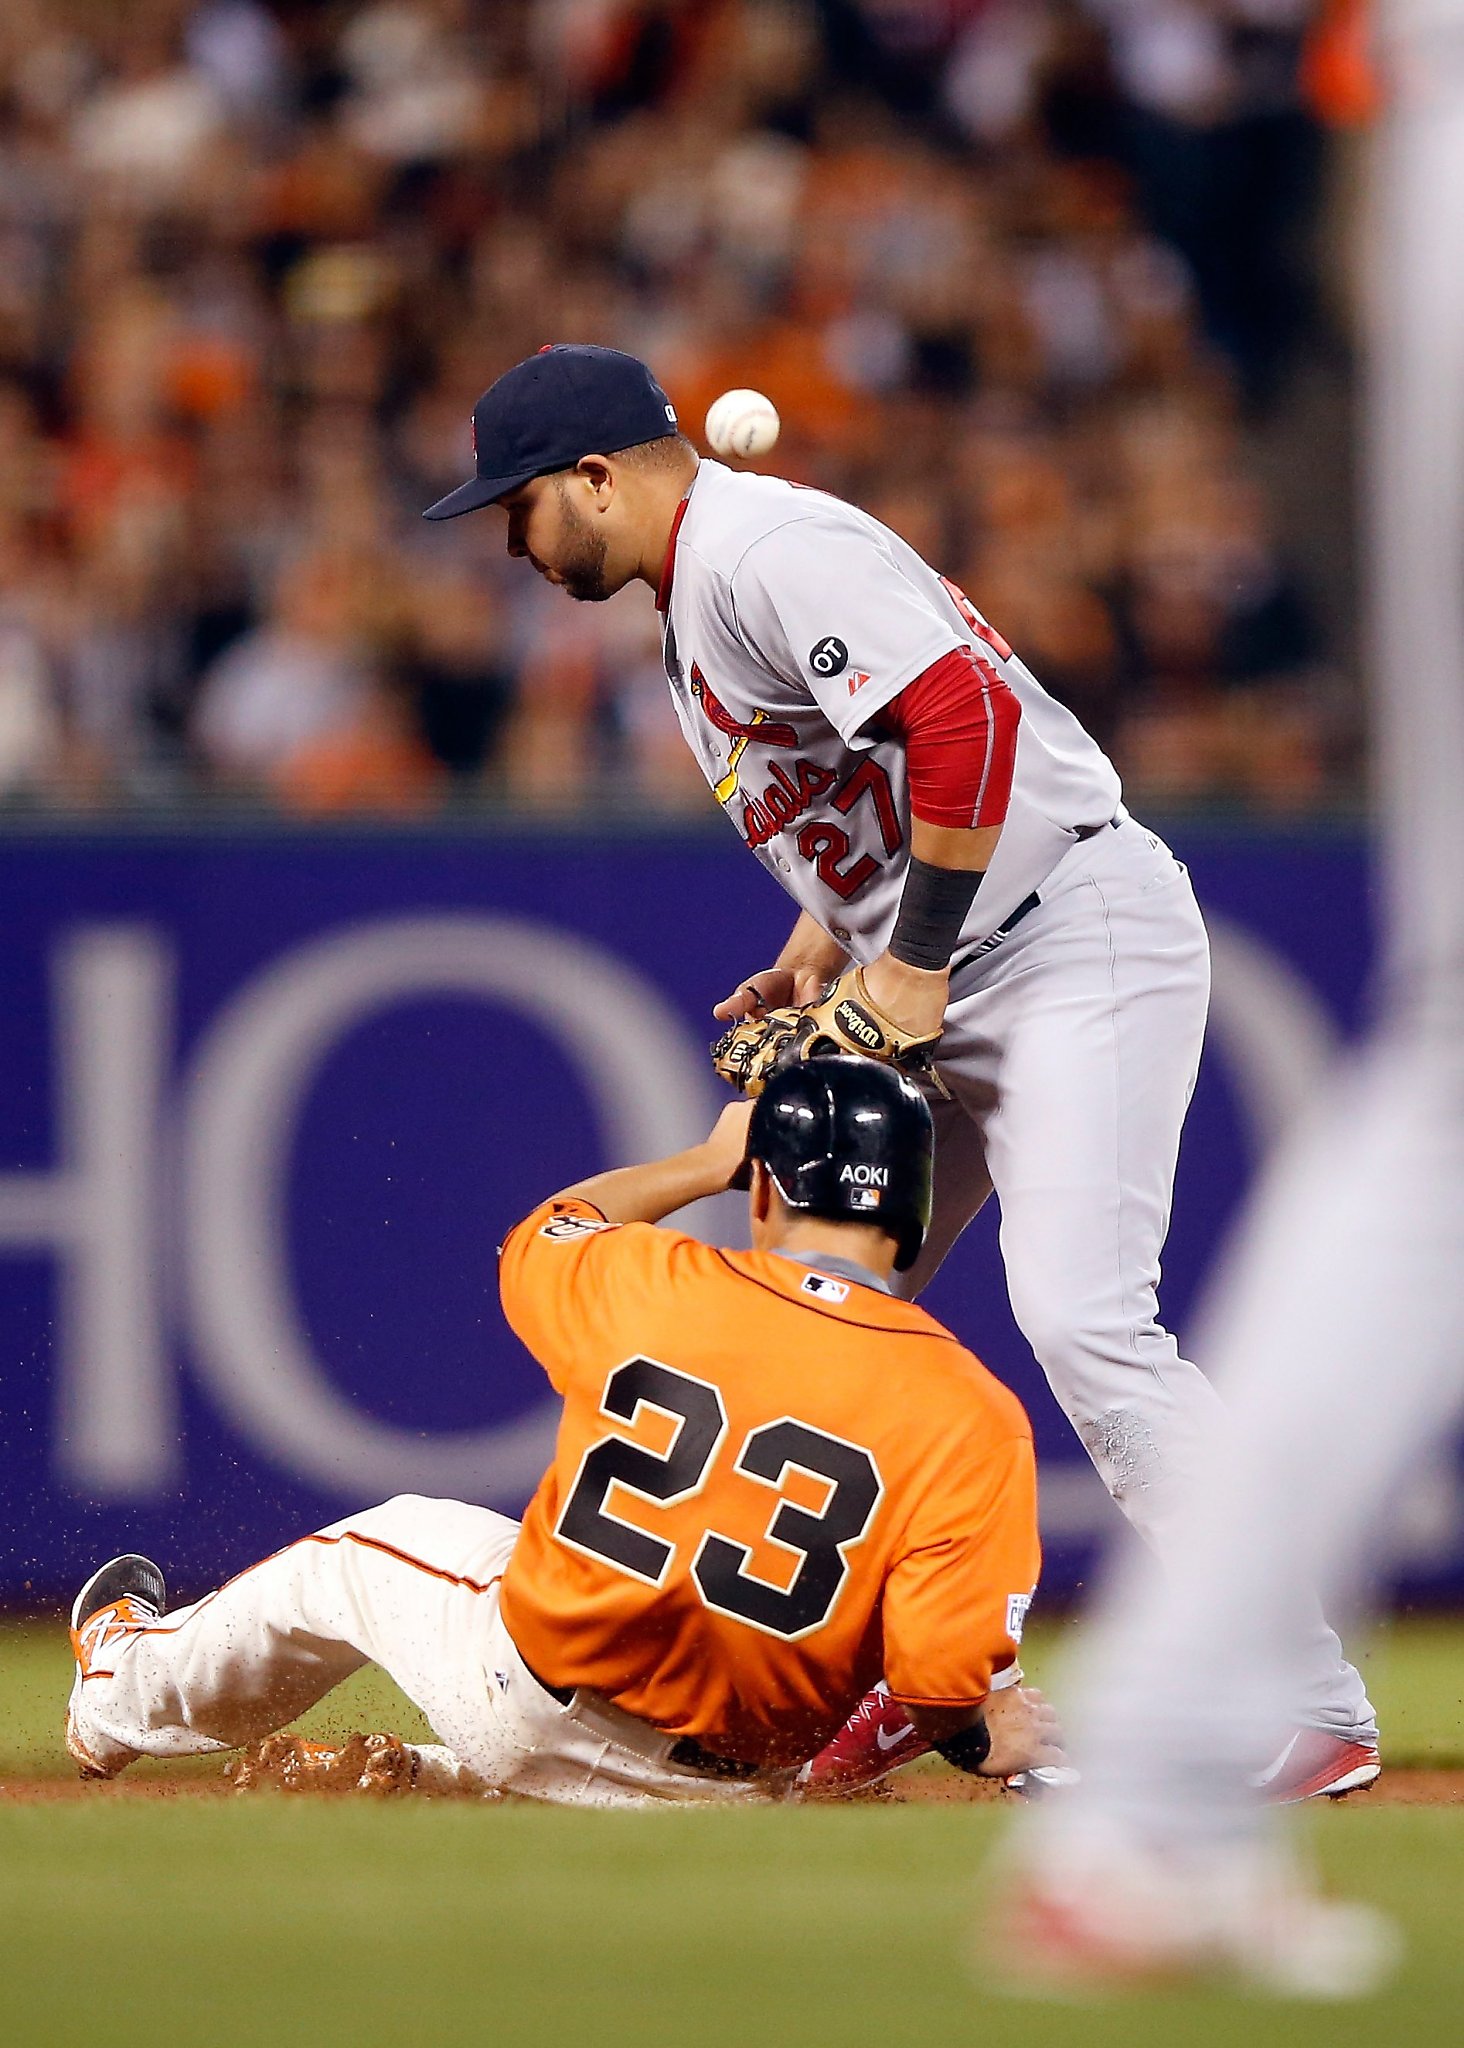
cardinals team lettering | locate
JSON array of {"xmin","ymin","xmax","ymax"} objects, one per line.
[
  {"xmin": 737, "ymin": 754, "xmax": 906, "ymax": 903},
  {"xmin": 742, "ymin": 758, "xmax": 838, "ymax": 846}
]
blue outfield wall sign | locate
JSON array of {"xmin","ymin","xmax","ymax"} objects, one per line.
[{"xmin": 0, "ymin": 822, "xmax": 1457, "ymax": 1607}]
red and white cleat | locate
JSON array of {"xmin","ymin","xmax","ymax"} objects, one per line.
[
  {"xmin": 796, "ymin": 1683, "xmax": 931, "ymax": 1797},
  {"xmin": 991, "ymin": 1837, "xmax": 1399, "ymax": 2000},
  {"xmin": 1255, "ymin": 1730, "xmax": 1381, "ymax": 1803}
]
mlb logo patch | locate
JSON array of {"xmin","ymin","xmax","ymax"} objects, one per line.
[
  {"xmin": 851, "ymin": 1186, "xmax": 882, "ymax": 1211},
  {"xmin": 801, "ymin": 1271, "xmax": 850, "ymax": 1304}
]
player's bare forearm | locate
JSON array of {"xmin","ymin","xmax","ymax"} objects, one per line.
[
  {"xmin": 712, "ymin": 912, "xmax": 848, "ymax": 1023},
  {"xmin": 714, "ymin": 820, "xmax": 1004, "ymax": 1034},
  {"xmin": 905, "ymin": 1685, "xmax": 1064, "ymax": 1779},
  {"xmin": 551, "ymin": 1103, "xmax": 753, "ymax": 1224},
  {"xmin": 860, "ymin": 954, "xmax": 950, "ymax": 1039},
  {"xmin": 777, "ymin": 910, "xmax": 849, "ymax": 982}
]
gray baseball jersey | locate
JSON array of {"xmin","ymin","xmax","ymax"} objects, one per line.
[{"xmin": 657, "ymin": 459, "xmax": 1121, "ymax": 957}]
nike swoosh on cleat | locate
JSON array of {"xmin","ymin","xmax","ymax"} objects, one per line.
[
  {"xmin": 875, "ymin": 1724, "xmax": 917, "ymax": 1751},
  {"xmin": 1253, "ymin": 1732, "xmax": 1301, "ymax": 1787}
]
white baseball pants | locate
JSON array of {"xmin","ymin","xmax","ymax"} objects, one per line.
[
  {"xmin": 897, "ymin": 813, "xmax": 1374, "ymax": 1739},
  {"xmin": 68, "ymin": 1495, "xmax": 769, "ymax": 1807}
]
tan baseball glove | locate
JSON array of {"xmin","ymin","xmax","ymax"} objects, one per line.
[
  {"xmin": 710, "ymin": 966, "xmax": 944, "ymax": 1098},
  {"xmin": 226, "ymin": 1730, "xmax": 418, "ymax": 1795}
]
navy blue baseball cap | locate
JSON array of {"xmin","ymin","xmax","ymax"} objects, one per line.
[{"xmin": 422, "ymin": 344, "xmax": 680, "ymax": 520}]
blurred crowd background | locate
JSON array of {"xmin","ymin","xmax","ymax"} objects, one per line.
[{"xmin": 0, "ymin": 0, "xmax": 1373, "ymax": 820}]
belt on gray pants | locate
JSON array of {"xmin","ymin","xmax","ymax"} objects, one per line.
[
  {"xmin": 947, "ymin": 816, "xmax": 1119, "ymax": 977},
  {"xmin": 947, "ymin": 891, "xmax": 1039, "ymax": 975}
]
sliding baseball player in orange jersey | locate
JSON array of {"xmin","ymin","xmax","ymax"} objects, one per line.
[{"xmin": 64, "ymin": 1059, "xmax": 1060, "ymax": 1804}]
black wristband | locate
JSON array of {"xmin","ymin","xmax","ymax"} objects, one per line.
[
  {"xmin": 888, "ymin": 858, "xmax": 983, "ymax": 972},
  {"xmin": 932, "ymin": 1712, "xmax": 992, "ymax": 1776}
]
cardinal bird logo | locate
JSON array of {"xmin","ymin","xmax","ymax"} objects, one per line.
[{"xmin": 690, "ymin": 664, "xmax": 798, "ymax": 803}]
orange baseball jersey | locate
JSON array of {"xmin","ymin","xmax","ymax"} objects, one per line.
[{"xmin": 497, "ymin": 1196, "xmax": 1039, "ymax": 1767}]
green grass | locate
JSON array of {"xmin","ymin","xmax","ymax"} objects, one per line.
[
  {"xmin": 3, "ymin": 1617, "xmax": 1461, "ymax": 2047},
  {"xmin": 1350, "ymin": 1617, "xmax": 1464, "ymax": 1765},
  {"xmin": 4, "ymin": 1800, "xmax": 1463, "ymax": 2047}
]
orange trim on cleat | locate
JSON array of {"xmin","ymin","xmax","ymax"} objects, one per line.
[{"xmin": 69, "ymin": 1597, "xmax": 158, "ymax": 1678}]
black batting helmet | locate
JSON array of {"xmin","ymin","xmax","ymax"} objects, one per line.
[{"xmin": 746, "ymin": 1057, "xmax": 934, "ymax": 1271}]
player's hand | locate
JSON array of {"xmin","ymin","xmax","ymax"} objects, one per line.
[
  {"xmin": 977, "ymin": 1686, "xmax": 1065, "ymax": 1779},
  {"xmin": 859, "ymin": 953, "xmax": 950, "ymax": 1042},
  {"xmin": 712, "ymin": 966, "xmax": 830, "ymax": 1023},
  {"xmin": 700, "ymin": 1101, "xmax": 755, "ymax": 1190},
  {"xmin": 712, "ymin": 963, "xmax": 947, "ymax": 1098}
]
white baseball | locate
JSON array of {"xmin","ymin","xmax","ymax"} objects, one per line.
[{"xmin": 705, "ymin": 388, "xmax": 780, "ymax": 459}]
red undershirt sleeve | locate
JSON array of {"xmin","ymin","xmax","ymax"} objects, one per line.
[{"xmin": 878, "ymin": 646, "xmax": 1021, "ymax": 830}]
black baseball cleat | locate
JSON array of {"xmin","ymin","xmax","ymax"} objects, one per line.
[
  {"xmin": 70, "ymin": 1554, "xmax": 167, "ymax": 1634},
  {"xmin": 66, "ymin": 1555, "xmax": 167, "ymax": 1779}
]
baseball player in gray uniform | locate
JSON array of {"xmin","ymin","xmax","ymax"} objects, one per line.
[{"xmin": 424, "ymin": 343, "xmax": 1376, "ymax": 1795}]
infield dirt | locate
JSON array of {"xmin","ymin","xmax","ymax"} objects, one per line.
[{"xmin": 3, "ymin": 1762, "xmax": 1462, "ymax": 1804}]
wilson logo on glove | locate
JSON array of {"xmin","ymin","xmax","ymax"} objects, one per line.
[{"xmin": 832, "ymin": 1000, "xmax": 885, "ymax": 1052}]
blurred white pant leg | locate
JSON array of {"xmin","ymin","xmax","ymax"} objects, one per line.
[
  {"xmin": 1056, "ymin": 1027, "xmax": 1464, "ymax": 1840},
  {"xmin": 1370, "ymin": 0, "xmax": 1464, "ymax": 1021},
  {"xmin": 1035, "ymin": 0, "xmax": 1464, "ymax": 1850},
  {"xmin": 73, "ymin": 1495, "xmax": 519, "ymax": 1771}
]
